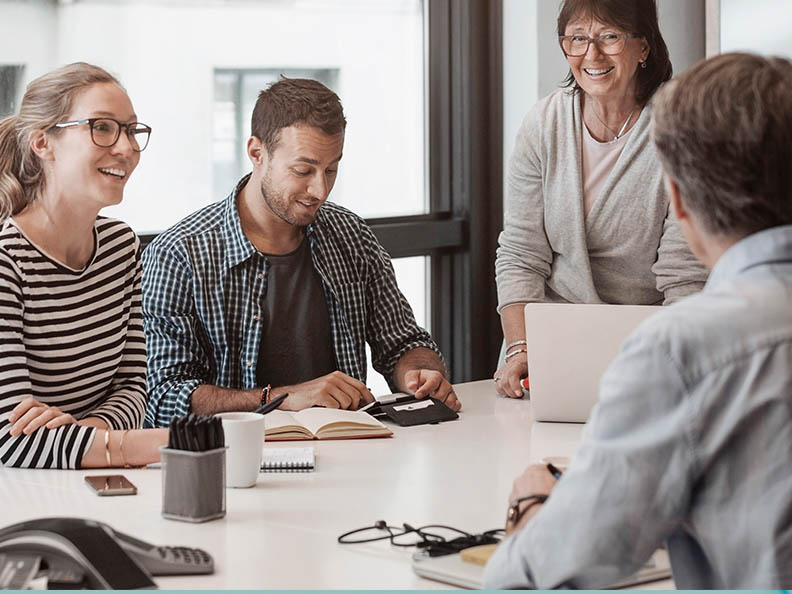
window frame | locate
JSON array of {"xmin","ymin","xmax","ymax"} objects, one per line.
[{"xmin": 425, "ymin": 0, "xmax": 504, "ymax": 382}]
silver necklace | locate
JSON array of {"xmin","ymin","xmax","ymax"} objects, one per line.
[{"xmin": 590, "ymin": 105, "xmax": 638, "ymax": 141}]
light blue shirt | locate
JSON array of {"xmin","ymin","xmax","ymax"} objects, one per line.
[{"xmin": 484, "ymin": 225, "xmax": 792, "ymax": 589}]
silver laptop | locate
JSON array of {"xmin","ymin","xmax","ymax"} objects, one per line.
[
  {"xmin": 412, "ymin": 546, "xmax": 672, "ymax": 589},
  {"xmin": 525, "ymin": 303, "xmax": 660, "ymax": 423}
]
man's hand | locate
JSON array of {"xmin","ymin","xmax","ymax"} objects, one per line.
[
  {"xmin": 277, "ymin": 371, "xmax": 375, "ymax": 411},
  {"xmin": 393, "ymin": 347, "xmax": 460, "ymax": 411},
  {"xmin": 506, "ymin": 464, "xmax": 558, "ymax": 534},
  {"xmin": 8, "ymin": 397, "xmax": 76, "ymax": 436},
  {"xmin": 494, "ymin": 354, "xmax": 528, "ymax": 399},
  {"xmin": 403, "ymin": 369, "xmax": 461, "ymax": 412}
]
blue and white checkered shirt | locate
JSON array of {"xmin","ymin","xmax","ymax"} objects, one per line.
[{"xmin": 141, "ymin": 175, "xmax": 441, "ymax": 427}]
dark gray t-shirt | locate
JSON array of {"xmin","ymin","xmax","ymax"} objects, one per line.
[{"xmin": 256, "ymin": 237, "xmax": 336, "ymax": 388}]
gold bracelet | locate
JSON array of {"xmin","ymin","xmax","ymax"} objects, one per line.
[
  {"xmin": 103, "ymin": 430, "xmax": 112, "ymax": 467},
  {"xmin": 119, "ymin": 429, "xmax": 130, "ymax": 468}
]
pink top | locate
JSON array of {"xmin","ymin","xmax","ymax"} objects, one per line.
[{"xmin": 581, "ymin": 123, "xmax": 633, "ymax": 217}]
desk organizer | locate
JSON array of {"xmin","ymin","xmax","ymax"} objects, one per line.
[{"xmin": 160, "ymin": 446, "xmax": 226, "ymax": 522}]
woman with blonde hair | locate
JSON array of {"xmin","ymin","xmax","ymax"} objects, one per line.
[{"xmin": 0, "ymin": 62, "xmax": 167, "ymax": 468}]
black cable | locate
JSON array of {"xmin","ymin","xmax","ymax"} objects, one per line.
[{"xmin": 337, "ymin": 520, "xmax": 504, "ymax": 557}]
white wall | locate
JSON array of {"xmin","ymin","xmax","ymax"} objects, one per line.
[
  {"xmin": 502, "ymin": 0, "xmax": 538, "ymax": 166},
  {"xmin": 720, "ymin": 0, "xmax": 792, "ymax": 57},
  {"xmin": 658, "ymin": 0, "xmax": 706, "ymax": 75}
]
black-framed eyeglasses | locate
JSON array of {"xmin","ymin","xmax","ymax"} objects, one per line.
[
  {"xmin": 338, "ymin": 520, "xmax": 503, "ymax": 557},
  {"xmin": 52, "ymin": 118, "xmax": 152, "ymax": 152},
  {"xmin": 559, "ymin": 32, "xmax": 638, "ymax": 57}
]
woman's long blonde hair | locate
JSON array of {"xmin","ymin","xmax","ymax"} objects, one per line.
[{"xmin": 0, "ymin": 62, "xmax": 121, "ymax": 221}]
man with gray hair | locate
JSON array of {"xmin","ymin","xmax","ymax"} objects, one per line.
[{"xmin": 484, "ymin": 52, "xmax": 792, "ymax": 589}]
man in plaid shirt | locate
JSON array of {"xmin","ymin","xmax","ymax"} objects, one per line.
[{"xmin": 142, "ymin": 78, "xmax": 459, "ymax": 427}]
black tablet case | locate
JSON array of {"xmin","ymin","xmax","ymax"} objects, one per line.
[{"xmin": 374, "ymin": 397, "xmax": 459, "ymax": 427}]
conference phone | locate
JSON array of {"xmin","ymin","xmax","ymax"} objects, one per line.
[{"xmin": 0, "ymin": 517, "xmax": 213, "ymax": 589}]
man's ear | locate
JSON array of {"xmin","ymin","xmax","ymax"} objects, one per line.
[
  {"xmin": 29, "ymin": 129, "xmax": 55, "ymax": 162},
  {"xmin": 667, "ymin": 176, "xmax": 689, "ymax": 222},
  {"xmin": 247, "ymin": 136, "xmax": 269, "ymax": 170}
]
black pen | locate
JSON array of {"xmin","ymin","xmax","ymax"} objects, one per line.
[
  {"xmin": 360, "ymin": 393, "xmax": 415, "ymax": 413},
  {"xmin": 546, "ymin": 462, "xmax": 563, "ymax": 480},
  {"xmin": 254, "ymin": 393, "xmax": 289, "ymax": 415}
]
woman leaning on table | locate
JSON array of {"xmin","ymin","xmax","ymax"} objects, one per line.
[
  {"xmin": 0, "ymin": 62, "xmax": 168, "ymax": 468},
  {"xmin": 493, "ymin": 0, "xmax": 708, "ymax": 398}
]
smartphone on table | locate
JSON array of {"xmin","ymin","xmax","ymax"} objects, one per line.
[{"xmin": 84, "ymin": 474, "xmax": 138, "ymax": 496}]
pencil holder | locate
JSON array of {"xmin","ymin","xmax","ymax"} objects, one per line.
[{"xmin": 160, "ymin": 446, "xmax": 226, "ymax": 523}]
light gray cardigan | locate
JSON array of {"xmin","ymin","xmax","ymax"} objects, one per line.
[{"xmin": 496, "ymin": 89, "xmax": 708, "ymax": 311}]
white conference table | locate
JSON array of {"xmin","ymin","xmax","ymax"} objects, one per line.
[{"xmin": 0, "ymin": 380, "xmax": 671, "ymax": 589}]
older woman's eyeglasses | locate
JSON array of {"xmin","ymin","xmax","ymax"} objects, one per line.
[
  {"xmin": 559, "ymin": 33, "xmax": 638, "ymax": 57},
  {"xmin": 53, "ymin": 118, "xmax": 152, "ymax": 152}
]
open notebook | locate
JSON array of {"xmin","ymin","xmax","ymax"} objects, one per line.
[{"xmin": 264, "ymin": 408, "xmax": 393, "ymax": 441}]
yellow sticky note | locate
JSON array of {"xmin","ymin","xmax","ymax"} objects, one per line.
[{"xmin": 460, "ymin": 543, "xmax": 498, "ymax": 565}]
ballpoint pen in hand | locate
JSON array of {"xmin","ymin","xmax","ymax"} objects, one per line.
[
  {"xmin": 254, "ymin": 393, "xmax": 289, "ymax": 415},
  {"xmin": 546, "ymin": 462, "xmax": 563, "ymax": 480}
]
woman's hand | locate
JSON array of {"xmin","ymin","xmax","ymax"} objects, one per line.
[
  {"xmin": 494, "ymin": 354, "xmax": 528, "ymax": 398},
  {"xmin": 8, "ymin": 397, "xmax": 76, "ymax": 436},
  {"xmin": 497, "ymin": 304, "xmax": 529, "ymax": 398}
]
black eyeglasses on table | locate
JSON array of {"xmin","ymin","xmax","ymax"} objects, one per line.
[{"xmin": 338, "ymin": 520, "xmax": 503, "ymax": 556}]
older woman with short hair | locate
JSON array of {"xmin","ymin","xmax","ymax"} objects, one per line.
[{"xmin": 494, "ymin": 0, "xmax": 707, "ymax": 398}]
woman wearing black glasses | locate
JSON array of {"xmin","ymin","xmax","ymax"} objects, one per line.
[
  {"xmin": 494, "ymin": 0, "xmax": 707, "ymax": 399},
  {"xmin": 0, "ymin": 62, "xmax": 167, "ymax": 468}
]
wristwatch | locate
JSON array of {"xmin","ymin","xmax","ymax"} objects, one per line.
[{"xmin": 506, "ymin": 494, "xmax": 548, "ymax": 526}]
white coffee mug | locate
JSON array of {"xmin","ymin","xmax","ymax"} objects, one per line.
[{"xmin": 217, "ymin": 412, "xmax": 266, "ymax": 488}]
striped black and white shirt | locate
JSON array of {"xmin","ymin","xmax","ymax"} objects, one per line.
[
  {"xmin": 0, "ymin": 217, "xmax": 146, "ymax": 468},
  {"xmin": 142, "ymin": 174, "xmax": 441, "ymax": 427}
]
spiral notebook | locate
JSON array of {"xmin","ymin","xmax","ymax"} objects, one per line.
[{"xmin": 260, "ymin": 447, "xmax": 315, "ymax": 472}]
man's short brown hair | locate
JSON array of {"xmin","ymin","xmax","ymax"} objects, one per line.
[
  {"xmin": 652, "ymin": 52, "xmax": 792, "ymax": 238},
  {"xmin": 251, "ymin": 77, "xmax": 346, "ymax": 154}
]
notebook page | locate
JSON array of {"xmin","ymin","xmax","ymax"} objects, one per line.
[
  {"xmin": 264, "ymin": 410, "xmax": 300, "ymax": 432},
  {"xmin": 292, "ymin": 408, "xmax": 386, "ymax": 435}
]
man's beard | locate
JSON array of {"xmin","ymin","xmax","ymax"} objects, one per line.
[{"xmin": 259, "ymin": 175, "xmax": 317, "ymax": 228}]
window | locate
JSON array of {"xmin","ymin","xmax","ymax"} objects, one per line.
[
  {"xmin": 719, "ymin": 0, "xmax": 792, "ymax": 57},
  {"xmin": 0, "ymin": 65, "xmax": 24, "ymax": 118},
  {"xmin": 73, "ymin": 0, "xmax": 428, "ymax": 233},
  {"xmin": 212, "ymin": 68, "xmax": 339, "ymax": 201},
  {"xmin": 0, "ymin": 0, "xmax": 504, "ymax": 386},
  {"xmin": 367, "ymin": 256, "xmax": 428, "ymax": 395}
]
